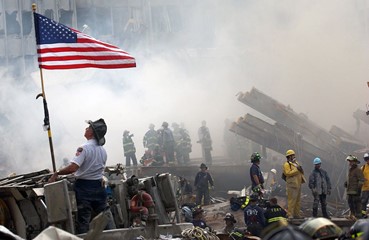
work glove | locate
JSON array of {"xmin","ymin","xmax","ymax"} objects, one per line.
[{"xmin": 297, "ymin": 166, "xmax": 304, "ymax": 174}]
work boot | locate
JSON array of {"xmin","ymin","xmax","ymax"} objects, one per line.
[{"xmin": 312, "ymin": 208, "xmax": 318, "ymax": 218}]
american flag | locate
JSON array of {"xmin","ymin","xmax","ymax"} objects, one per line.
[{"xmin": 33, "ymin": 13, "xmax": 136, "ymax": 70}]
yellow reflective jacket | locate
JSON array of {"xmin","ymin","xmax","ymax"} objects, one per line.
[
  {"xmin": 361, "ymin": 164, "xmax": 369, "ymax": 191},
  {"xmin": 283, "ymin": 160, "xmax": 305, "ymax": 188}
]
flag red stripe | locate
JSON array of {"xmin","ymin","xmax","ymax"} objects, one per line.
[
  {"xmin": 39, "ymin": 63, "xmax": 137, "ymax": 69},
  {"xmin": 38, "ymin": 55, "xmax": 134, "ymax": 62},
  {"xmin": 37, "ymin": 47, "xmax": 128, "ymax": 54}
]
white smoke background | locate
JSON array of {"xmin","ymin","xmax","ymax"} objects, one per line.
[{"xmin": 2, "ymin": 0, "xmax": 369, "ymax": 174}]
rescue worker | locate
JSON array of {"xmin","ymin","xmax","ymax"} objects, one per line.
[
  {"xmin": 143, "ymin": 123, "xmax": 159, "ymax": 152},
  {"xmin": 123, "ymin": 130, "xmax": 138, "ymax": 167},
  {"xmin": 349, "ymin": 218, "xmax": 369, "ymax": 239},
  {"xmin": 179, "ymin": 123, "xmax": 192, "ymax": 164},
  {"xmin": 178, "ymin": 177, "xmax": 194, "ymax": 205},
  {"xmin": 262, "ymin": 197, "xmax": 288, "ymax": 238},
  {"xmin": 250, "ymin": 152, "xmax": 264, "ymax": 197},
  {"xmin": 283, "ymin": 149, "xmax": 305, "ymax": 219},
  {"xmin": 243, "ymin": 194, "xmax": 265, "ymax": 237},
  {"xmin": 191, "ymin": 206, "xmax": 211, "ymax": 230},
  {"xmin": 198, "ymin": 120, "xmax": 213, "ymax": 166},
  {"xmin": 345, "ymin": 155, "xmax": 364, "ymax": 220},
  {"xmin": 194, "ymin": 163, "xmax": 214, "ymax": 205},
  {"xmin": 159, "ymin": 121, "xmax": 175, "ymax": 164},
  {"xmin": 264, "ymin": 197, "xmax": 287, "ymax": 226},
  {"xmin": 308, "ymin": 157, "xmax": 332, "ymax": 219},
  {"xmin": 222, "ymin": 213, "xmax": 237, "ymax": 234},
  {"xmin": 49, "ymin": 119, "xmax": 113, "ymax": 234},
  {"xmin": 361, "ymin": 153, "xmax": 369, "ymax": 218},
  {"xmin": 172, "ymin": 122, "xmax": 184, "ymax": 165}
]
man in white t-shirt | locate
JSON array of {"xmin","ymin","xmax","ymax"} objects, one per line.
[{"xmin": 49, "ymin": 118, "xmax": 109, "ymax": 233}]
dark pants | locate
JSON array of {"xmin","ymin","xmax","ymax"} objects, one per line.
[
  {"xmin": 74, "ymin": 179, "xmax": 109, "ymax": 234},
  {"xmin": 125, "ymin": 152, "xmax": 138, "ymax": 167},
  {"xmin": 361, "ymin": 191, "xmax": 369, "ymax": 216},
  {"xmin": 312, "ymin": 194, "xmax": 329, "ymax": 218},
  {"xmin": 196, "ymin": 187, "xmax": 210, "ymax": 205},
  {"xmin": 348, "ymin": 194, "xmax": 361, "ymax": 218},
  {"xmin": 163, "ymin": 144, "xmax": 175, "ymax": 163},
  {"xmin": 247, "ymin": 223, "xmax": 263, "ymax": 237}
]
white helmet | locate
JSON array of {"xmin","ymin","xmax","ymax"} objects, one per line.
[{"xmin": 271, "ymin": 169, "xmax": 277, "ymax": 174}]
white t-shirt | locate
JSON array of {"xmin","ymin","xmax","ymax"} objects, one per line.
[{"xmin": 71, "ymin": 139, "xmax": 107, "ymax": 180}]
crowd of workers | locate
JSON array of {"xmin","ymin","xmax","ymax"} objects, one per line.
[
  {"xmin": 50, "ymin": 116, "xmax": 369, "ymax": 239},
  {"xmin": 179, "ymin": 149, "xmax": 369, "ymax": 239},
  {"xmin": 122, "ymin": 120, "xmax": 213, "ymax": 167}
]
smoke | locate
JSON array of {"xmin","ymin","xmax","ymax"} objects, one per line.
[{"xmin": 2, "ymin": 0, "xmax": 369, "ymax": 174}]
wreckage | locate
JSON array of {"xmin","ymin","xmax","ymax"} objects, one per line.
[
  {"xmin": 0, "ymin": 166, "xmax": 193, "ymax": 239},
  {"xmin": 230, "ymin": 87, "xmax": 367, "ymax": 200}
]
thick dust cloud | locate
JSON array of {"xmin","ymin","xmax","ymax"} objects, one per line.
[{"xmin": 1, "ymin": 0, "xmax": 369, "ymax": 173}]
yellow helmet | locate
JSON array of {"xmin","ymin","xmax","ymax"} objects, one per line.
[{"xmin": 286, "ymin": 149, "xmax": 295, "ymax": 157}]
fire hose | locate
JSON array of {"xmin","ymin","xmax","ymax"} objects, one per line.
[{"xmin": 181, "ymin": 226, "xmax": 219, "ymax": 240}]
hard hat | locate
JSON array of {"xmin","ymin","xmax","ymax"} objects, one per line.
[
  {"xmin": 192, "ymin": 206, "xmax": 204, "ymax": 217},
  {"xmin": 346, "ymin": 155, "xmax": 360, "ymax": 164},
  {"xmin": 364, "ymin": 153, "xmax": 369, "ymax": 160},
  {"xmin": 349, "ymin": 219, "xmax": 369, "ymax": 239},
  {"xmin": 299, "ymin": 217, "xmax": 342, "ymax": 239},
  {"xmin": 263, "ymin": 225, "xmax": 312, "ymax": 240},
  {"xmin": 162, "ymin": 121, "xmax": 169, "ymax": 127},
  {"xmin": 200, "ymin": 163, "xmax": 208, "ymax": 169},
  {"xmin": 149, "ymin": 123, "xmax": 155, "ymax": 129},
  {"xmin": 123, "ymin": 130, "xmax": 130, "ymax": 136},
  {"xmin": 313, "ymin": 157, "xmax": 322, "ymax": 165},
  {"xmin": 86, "ymin": 119, "xmax": 107, "ymax": 146},
  {"xmin": 249, "ymin": 193, "xmax": 259, "ymax": 202},
  {"xmin": 224, "ymin": 213, "xmax": 236, "ymax": 223},
  {"xmin": 250, "ymin": 152, "xmax": 261, "ymax": 163},
  {"xmin": 270, "ymin": 169, "xmax": 277, "ymax": 174},
  {"xmin": 181, "ymin": 206, "xmax": 193, "ymax": 222},
  {"xmin": 285, "ymin": 149, "xmax": 295, "ymax": 157}
]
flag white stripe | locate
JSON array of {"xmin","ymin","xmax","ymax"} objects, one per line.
[
  {"xmin": 40, "ymin": 59, "xmax": 136, "ymax": 66},
  {"xmin": 38, "ymin": 43, "xmax": 128, "ymax": 53},
  {"xmin": 38, "ymin": 51, "xmax": 133, "ymax": 58}
]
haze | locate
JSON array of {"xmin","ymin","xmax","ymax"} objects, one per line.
[{"xmin": 1, "ymin": 0, "xmax": 369, "ymax": 174}]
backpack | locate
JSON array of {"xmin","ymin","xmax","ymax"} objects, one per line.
[{"xmin": 281, "ymin": 162, "xmax": 292, "ymax": 181}]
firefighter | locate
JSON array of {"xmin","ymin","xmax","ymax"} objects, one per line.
[
  {"xmin": 172, "ymin": 122, "xmax": 184, "ymax": 165},
  {"xmin": 222, "ymin": 213, "xmax": 237, "ymax": 234},
  {"xmin": 345, "ymin": 155, "xmax": 364, "ymax": 220},
  {"xmin": 194, "ymin": 163, "xmax": 214, "ymax": 205},
  {"xmin": 243, "ymin": 194, "xmax": 265, "ymax": 237},
  {"xmin": 49, "ymin": 119, "xmax": 114, "ymax": 234},
  {"xmin": 159, "ymin": 121, "xmax": 175, "ymax": 164},
  {"xmin": 361, "ymin": 153, "xmax": 369, "ymax": 218},
  {"xmin": 123, "ymin": 130, "xmax": 138, "ymax": 167},
  {"xmin": 250, "ymin": 152, "xmax": 264, "ymax": 197},
  {"xmin": 143, "ymin": 123, "xmax": 159, "ymax": 152},
  {"xmin": 197, "ymin": 120, "xmax": 213, "ymax": 166},
  {"xmin": 191, "ymin": 206, "xmax": 211, "ymax": 230},
  {"xmin": 308, "ymin": 157, "xmax": 331, "ymax": 218},
  {"xmin": 283, "ymin": 149, "xmax": 305, "ymax": 219},
  {"xmin": 262, "ymin": 197, "xmax": 287, "ymax": 238}
]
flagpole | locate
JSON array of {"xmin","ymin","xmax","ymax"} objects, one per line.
[{"xmin": 33, "ymin": 3, "xmax": 57, "ymax": 172}]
